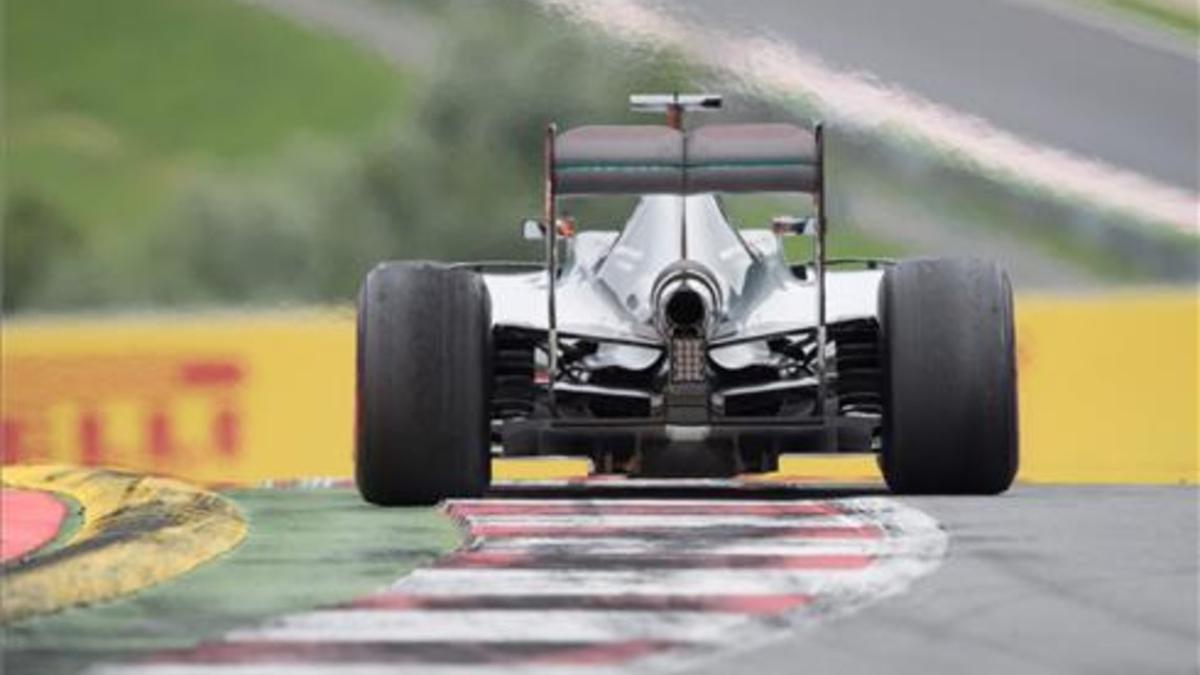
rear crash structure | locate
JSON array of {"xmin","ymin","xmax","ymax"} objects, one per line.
[{"xmin": 355, "ymin": 94, "xmax": 1018, "ymax": 505}]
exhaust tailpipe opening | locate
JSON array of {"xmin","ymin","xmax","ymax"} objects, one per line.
[{"xmin": 664, "ymin": 287, "xmax": 707, "ymax": 333}]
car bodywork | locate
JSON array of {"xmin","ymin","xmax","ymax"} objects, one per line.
[{"xmin": 468, "ymin": 95, "xmax": 887, "ymax": 477}]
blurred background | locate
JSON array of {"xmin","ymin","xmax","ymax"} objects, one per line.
[
  {"xmin": 5, "ymin": 0, "xmax": 1197, "ymax": 314},
  {"xmin": 2, "ymin": 0, "xmax": 1196, "ymax": 483}
]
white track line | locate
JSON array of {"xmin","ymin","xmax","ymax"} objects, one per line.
[
  {"xmin": 229, "ymin": 609, "xmax": 750, "ymax": 643},
  {"xmin": 389, "ymin": 565, "xmax": 926, "ymax": 596},
  {"xmin": 543, "ymin": 0, "xmax": 1199, "ymax": 232}
]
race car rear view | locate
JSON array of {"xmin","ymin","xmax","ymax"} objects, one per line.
[{"xmin": 355, "ymin": 94, "xmax": 1018, "ymax": 505}]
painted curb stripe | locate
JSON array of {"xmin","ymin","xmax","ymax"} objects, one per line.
[
  {"xmin": 470, "ymin": 523, "xmax": 882, "ymax": 539},
  {"xmin": 387, "ymin": 567, "xmax": 917, "ymax": 596},
  {"xmin": 95, "ymin": 491, "xmax": 945, "ymax": 674},
  {"xmin": 476, "ymin": 537, "xmax": 887, "ymax": 554},
  {"xmin": 0, "ymin": 489, "xmax": 68, "ymax": 562},
  {"xmin": 133, "ymin": 639, "xmax": 677, "ymax": 664},
  {"xmin": 446, "ymin": 501, "xmax": 839, "ymax": 517},
  {"xmin": 436, "ymin": 550, "xmax": 874, "ymax": 570},
  {"xmin": 229, "ymin": 609, "xmax": 753, "ymax": 643},
  {"xmin": 345, "ymin": 593, "xmax": 813, "ymax": 614},
  {"xmin": 459, "ymin": 514, "xmax": 853, "ymax": 526},
  {"xmin": 1, "ymin": 465, "xmax": 246, "ymax": 623},
  {"xmin": 99, "ymin": 662, "xmax": 638, "ymax": 667}
]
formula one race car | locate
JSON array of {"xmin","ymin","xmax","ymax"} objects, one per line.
[{"xmin": 355, "ymin": 94, "xmax": 1018, "ymax": 505}]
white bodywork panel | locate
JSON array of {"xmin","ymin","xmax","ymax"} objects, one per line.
[
  {"xmin": 481, "ymin": 195, "xmax": 884, "ymax": 372},
  {"xmin": 484, "ymin": 267, "xmax": 882, "ymax": 336}
]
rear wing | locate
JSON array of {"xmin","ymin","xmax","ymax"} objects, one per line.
[
  {"xmin": 538, "ymin": 97, "xmax": 829, "ymax": 415},
  {"xmin": 552, "ymin": 123, "xmax": 821, "ymax": 196}
]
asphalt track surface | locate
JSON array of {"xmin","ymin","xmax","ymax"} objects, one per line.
[
  {"xmin": 662, "ymin": 0, "xmax": 1200, "ymax": 191},
  {"xmin": 688, "ymin": 485, "xmax": 1200, "ymax": 675},
  {"xmin": 487, "ymin": 483, "xmax": 1198, "ymax": 675},
  {"xmin": 10, "ymin": 484, "xmax": 1195, "ymax": 675}
]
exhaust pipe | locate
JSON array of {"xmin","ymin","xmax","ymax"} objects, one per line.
[
  {"xmin": 653, "ymin": 264, "xmax": 720, "ymax": 387},
  {"xmin": 653, "ymin": 263, "xmax": 721, "ymax": 339},
  {"xmin": 663, "ymin": 285, "xmax": 709, "ymax": 335}
]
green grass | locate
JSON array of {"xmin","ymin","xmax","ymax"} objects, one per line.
[
  {"xmin": 722, "ymin": 194, "xmax": 907, "ymax": 262},
  {"xmin": 4, "ymin": 0, "xmax": 412, "ymax": 241},
  {"xmin": 1095, "ymin": 0, "xmax": 1199, "ymax": 35},
  {"xmin": 41, "ymin": 491, "xmax": 84, "ymax": 556},
  {"xmin": 3, "ymin": 489, "xmax": 460, "ymax": 675}
]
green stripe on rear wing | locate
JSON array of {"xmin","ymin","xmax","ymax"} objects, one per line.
[{"xmin": 553, "ymin": 123, "xmax": 819, "ymax": 196}]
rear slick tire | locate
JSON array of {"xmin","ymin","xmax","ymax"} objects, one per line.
[
  {"xmin": 879, "ymin": 258, "xmax": 1018, "ymax": 495},
  {"xmin": 355, "ymin": 261, "xmax": 492, "ymax": 506}
]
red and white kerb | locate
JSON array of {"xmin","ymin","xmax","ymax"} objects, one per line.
[{"xmin": 94, "ymin": 493, "xmax": 946, "ymax": 674}]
